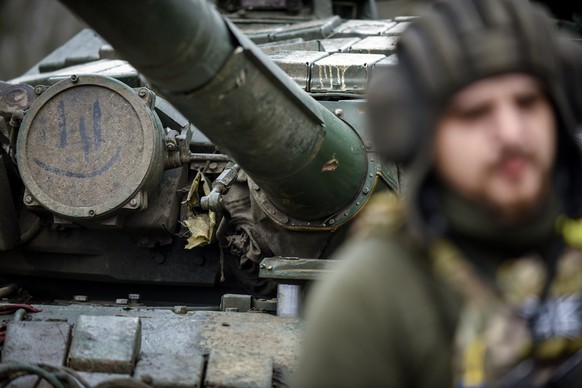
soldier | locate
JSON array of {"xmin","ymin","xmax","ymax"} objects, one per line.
[{"xmin": 295, "ymin": 0, "xmax": 582, "ymax": 386}]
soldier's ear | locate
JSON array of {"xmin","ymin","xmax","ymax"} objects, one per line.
[{"xmin": 366, "ymin": 65, "xmax": 422, "ymax": 166}]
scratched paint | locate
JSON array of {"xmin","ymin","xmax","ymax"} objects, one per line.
[{"xmin": 321, "ymin": 158, "xmax": 338, "ymax": 172}]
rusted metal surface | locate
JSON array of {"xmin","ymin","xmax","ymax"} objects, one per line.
[{"xmin": 68, "ymin": 315, "xmax": 141, "ymax": 373}]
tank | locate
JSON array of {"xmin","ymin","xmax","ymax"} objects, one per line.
[{"xmin": 0, "ymin": 0, "xmax": 407, "ymax": 386}]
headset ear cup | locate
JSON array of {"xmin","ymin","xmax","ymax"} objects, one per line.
[{"xmin": 367, "ymin": 66, "xmax": 420, "ymax": 165}]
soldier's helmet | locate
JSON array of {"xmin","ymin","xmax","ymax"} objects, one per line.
[{"xmin": 367, "ymin": 0, "xmax": 582, "ymax": 236}]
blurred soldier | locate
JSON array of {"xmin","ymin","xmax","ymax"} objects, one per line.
[{"xmin": 295, "ymin": 0, "xmax": 582, "ymax": 386}]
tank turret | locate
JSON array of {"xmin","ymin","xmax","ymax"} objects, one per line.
[
  {"xmin": 0, "ymin": 1, "xmax": 407, "ymax": 386},
  {"xmin": 0, "ymin": 0, "xmax": 401, "ymax": 296}
]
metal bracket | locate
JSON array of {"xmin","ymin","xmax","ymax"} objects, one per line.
[
  {"xmin": 259, "ymin": 256, "xmax": 340, "ymax": 281},
  {"xmin": 200, "ymin": 163, "xmax": 241, "ymax": 213}
]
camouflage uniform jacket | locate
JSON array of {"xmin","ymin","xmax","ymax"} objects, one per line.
[{"xmin": 295, "ymin": 190, "xmax": 582, "ymax": 387}]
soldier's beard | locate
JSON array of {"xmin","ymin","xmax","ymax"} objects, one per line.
[{"xmin": 475, "ymin": 151, "xmax": 554, "ymax": 225}]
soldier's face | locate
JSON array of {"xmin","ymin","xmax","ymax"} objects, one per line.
[{"xmin": 433, "ymin": 73, "xmax": 556, "ymax": 223}]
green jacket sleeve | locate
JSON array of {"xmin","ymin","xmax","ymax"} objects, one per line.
[{"xmin": 293, "ymin": 236, "xmax": 459, "ymax": 388}]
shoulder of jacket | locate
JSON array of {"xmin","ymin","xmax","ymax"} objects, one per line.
[{"xmin": 349, "ymin": 191, "xmax": 406, "ymax": 240}]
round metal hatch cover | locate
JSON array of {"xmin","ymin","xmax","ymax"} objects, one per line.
[{"xmin": 16, "ymin": 75, "xmax": 162, "ymax": 219}]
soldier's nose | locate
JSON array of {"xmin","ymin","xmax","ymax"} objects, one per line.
[{"xmin": 491, "ymin": 103, "xmax": 526, "ymax": 147}]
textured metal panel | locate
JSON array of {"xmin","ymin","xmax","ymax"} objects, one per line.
[
  {"xmin": 268, "ymin": 51, "xmax": 329, "ymax": 90},
  {"xmin": 194, "ymin": 312, "xmax": 301, "ymax": 385},
  {"xmin": 373, "ymin": 54, "xmax": 399, "ymax": 68},
  {"xmin": 384, "ymin": 22, "xmax": 411, "ymax": 36},
  {"xmin": 332, "ymin": 20, "xmax": 396, "ymax": 37},
  {"xmin": 319, "ymin": 37, "xmax": 361, "ymax": 53},
  {"xmin": 205, "ymin": 349, "xmax": 273, "ymax": 388},
  {"xmin": 348, "ymin": 36, "xmax": 399, "ymax": 55},
  {"xmin": 10, "ymin": 59, "xmax": 140, "ymax": 88},
  {"xmin": 36, "ymin": 29, "xmax": 107, "ymax": 73},
  {"xmin": 134, "ymin": 353, "xmax": 204, "ymax": 387},
  {"xmin": 0, "ymin": 305, "xmax": 303, "ymax": 386},
  {"xmin": 68, "ymin": 315, "xmax": 141, "ymax": 373},
  {"xmin": 259, "ymin": 39, "xmax": 320, "ymax": 54},
  {"xmin": 2, "ymin": 321, "xmax": 71, "ymax": 366},
  {"xmin": 270, "ymin": 16, "xmax": 342, "ymax": 41},
  {"xmin": 311, "ymin": 53, "xmax": 385, "ymax": 93}
]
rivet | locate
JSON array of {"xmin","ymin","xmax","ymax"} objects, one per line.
[
  {"xmin": 88, "ymin": 210, "xmax": 96, "ymax": 217},
  {"xmin": 130, "ymin": 198, "xmax": 138, "ymax": 207},
  {"xmin": 70, "ymin": 74, "xmax": 79, "ymax": 83},
  {"xmin": 34, "ymin": 86, "xmax": 44, "ymax": 95},
  {"xmin": 334, "ymin": 108, "xmax": 344, "ymax": 117},
  {"xmin": 363, "ymin": 187, "xmax": 370, "ymax": 194},
  {"xmin": 329, "ymin": 219, "xmax": 335, "ymax": 225},
  {"xmin": 24, "ymin": 195, "xmax": 33, "ymax": 204},
  {"xmin": 138, "ymin": 88, "xmax": 148, "ymax": 98}
]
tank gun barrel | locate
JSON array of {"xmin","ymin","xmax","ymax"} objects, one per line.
[{"xmin": 59, "ymin": 0, "xmax": 368, "ymax": 221}]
